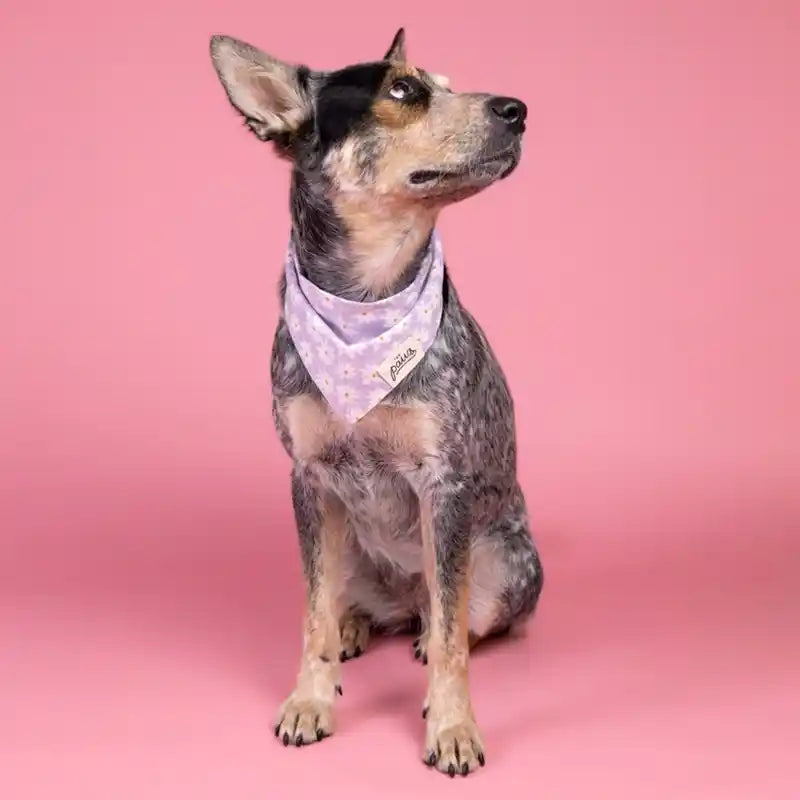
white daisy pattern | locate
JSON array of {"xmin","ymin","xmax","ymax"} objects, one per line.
[{"xmin": 283, "ymin": 233, "xmax": 445, "ymax": 423}]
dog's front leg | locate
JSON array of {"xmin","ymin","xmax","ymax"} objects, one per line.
[
  {"xmin": 420, "ymin": 485, "xmax": 485, "ymax": 776},
  {"xmin": 275, "ymin": 469, "xmax": 345, "ymax": 747}
]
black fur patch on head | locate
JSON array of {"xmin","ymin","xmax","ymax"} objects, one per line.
[{"xmin": 315, "ymin": 63, "xmax": 391, "ymax": 149}]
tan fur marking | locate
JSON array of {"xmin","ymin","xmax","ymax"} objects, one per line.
[
  {"xmin": 372, "ymin": 97, "xmax": 427, "ymax": 128},
  {"xmin": 283, "ymin": 394, "xmax": 344, "ymax": 462},
  {"xmin": 284, "ymin": 395, "xmax": 439, "ymax": 465},
  {"xmin": 356, "ymin": 403, "xmax": 440, "ymax": 462},
  {"xmin": 332, "ymin": 193, "xmax": 438, "ymax": 295},
  {"xmin": 387, "ymin": 65, "xmax": 420, "ymax": 81},
  {"xmin": 467, "ymin": 537, "xmax": 508, "ymax": 638}
]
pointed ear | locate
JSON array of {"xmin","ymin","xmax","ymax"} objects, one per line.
[
  {"xmin": 383, "ymin": 28, "xmax": 406, "ymax": 63},
  {"xmin": 209, "ymin": 35, "xmax": 312, "ymax": 141}
]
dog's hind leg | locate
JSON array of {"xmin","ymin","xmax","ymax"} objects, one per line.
[{"xmin": 468, "ymin": 504, "xmax": 543, "ymax": 644}]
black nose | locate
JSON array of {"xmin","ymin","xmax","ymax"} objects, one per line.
[{"xmin": 487, "ymin": 96, "xmax": 527, "ymax": 133}]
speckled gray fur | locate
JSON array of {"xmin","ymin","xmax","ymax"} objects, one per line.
[{"xmin": 271, "ymin": 173, "xmax": 543, "ymax": 642}]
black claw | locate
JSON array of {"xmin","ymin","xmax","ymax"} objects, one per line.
[
  {"xmin": 339, "ymin": 651, "xmax": 347, "ymax": 662},
  {"xmin": 336, "ymin": 684, "xmax": 343, "ymax": 696},
  {"xmin": 413, "ymin": 638, "xmax": 420, "ymax": 649},
  {"xmin": 478, "ymin": 752, "xmax": 485, "ymax": 767},
  {"xmin": 461, "ymin": 762, "xmax": 469, "ymax": 776},
  {"xmin": 296, "ymin": 733, "xmax": 304, "ymax": 746},
  {"xmin": 274, "ymin": 724, "xmax": 280, "ymax": 737},
  {"xmin": 448, "ymin": 764, "xmax": 456, "ymax": 778},
  {"xmin": 414, "ymin": 649, "xmax": 421, "ymax": 660},
  {"xmin": 426, "ymin": 751, "xmax": 437, "ymax": 767},
  {"xmin": 282, "ymin": 732, "xmax": 290, "ymax": 746},
  {"xmin": 354, "ymin": 646, "xmax": 363, "ymax": 658},
  {"xmin": 316, "ymin": 728, "xmax": 324, "ymax": 741},
  {"xmin": 421, "ymin": 654, "xmax": 428, "ymax": 665},
  {"xmin": 422, "ymin": 707, "xmax": 428, "ymax": 719}
]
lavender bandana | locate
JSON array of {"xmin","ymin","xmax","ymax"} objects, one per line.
[{"xmin": 283, "ymin": 233, "xmax": 445, "ymax": 423}]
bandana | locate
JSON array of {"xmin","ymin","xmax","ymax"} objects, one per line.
[{"xmin": 283, "ymin": 233, "xmax": 445, "ymax": 423}]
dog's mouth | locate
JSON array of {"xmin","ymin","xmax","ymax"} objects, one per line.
[
  {"xmin": 408, "ymin": 146, "xmax": 521, "ymax": 189},
  {"xmin": 409, "ymin": 170, "xmax": 451, "ymax": 185}
]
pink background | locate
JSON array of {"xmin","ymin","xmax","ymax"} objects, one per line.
[{"xmin": 2, "ymin": 1, "xmax": 799, "ymax": 797}]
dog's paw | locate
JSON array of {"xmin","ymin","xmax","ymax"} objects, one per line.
[
  {"xmin": 412, "ymin": 629, "xmax": 429, "ymax": 665},
  {"xmin": 423, "ymin": 715, "xmax": 486, "ymax": 777},
  {"xmin": 274, "ymin": 693, "xmax": 335, "ymax": 747},
  {"xmin": 339, "ymin": 614, "xmax": 370, "ymax": 661}
]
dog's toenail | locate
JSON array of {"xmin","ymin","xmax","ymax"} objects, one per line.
[
  {"xmin": 336, "ymin": 684, "xmax": 343, "ymax": 696},
  {"xmin": 422, "ymin": 707, "xmax": 428, "ymax": 719},
  {"xmin": 422, "ymin": 654, "xmax": 428, "ymax": 665},
  {"xmin": 274, "ymin": 724, "xmax": 280, "ymax": 737},
  {"xmin": 448, "ymin": 764, "xmax": 456, "ymax": 778},
  {"xmin": 478, "ymin": 752, "xmax": 485, "ymax": 767},
  {"xmin": 461, "ymin": 763, "xmax": 469, "ymax": 776},
  {"xmin": 354, "ymin": 646, "xmax": 362, "ymax": 657},
  {"xmin": 295, "ymin": 734, "xmax": 303, "ymax": 746},
  {"xmin": 316, "ymin": 728, "xmax": 324, "ymax": 741},
  {"xmin": 282, "ymin": 732, "xmax": 290, "ymax": 746},
  {"xmin": 426, "ymin": 751, "xmax": 437, "ymax": 766},
  {"xmin": 414, "ymin": 649, "xmax": 421, "ymax": 659}
]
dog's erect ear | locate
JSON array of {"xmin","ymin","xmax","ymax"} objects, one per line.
[
  {"xmin": 209, "ymin": 35, "xmax": 312, "ymax": 141},
  {"xmin": 383, "ymin": 28, "xmax": 406, "ymax": 63}
]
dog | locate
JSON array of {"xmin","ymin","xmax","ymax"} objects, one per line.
[{"xmin": 209, "ymin": 28, "xmax": 543, "ymax": 777}]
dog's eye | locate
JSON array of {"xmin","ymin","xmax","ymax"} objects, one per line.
[{"xmin": 389, "ymin": 79, "xmax": 414, "ymax": 100}]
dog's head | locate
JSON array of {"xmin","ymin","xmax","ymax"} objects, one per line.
[{"xmin": 209, "ymin": 29, "xmax": 526, "ymax": 206}]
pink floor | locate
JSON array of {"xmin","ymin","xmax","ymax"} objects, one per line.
[
  {"xmin": 3, "ymin": 460, "xmax": 798, "ymax": 797},
  {"xmin": 3, "ymin": 0, "xmax": 799, "ymax": 797}
]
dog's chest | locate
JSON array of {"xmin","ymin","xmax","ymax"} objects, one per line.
[{"xmin": 279, "ymin": 395, "xmax": 439, "ymax": 573}]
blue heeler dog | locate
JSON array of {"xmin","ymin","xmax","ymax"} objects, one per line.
[{"xmin": 209, "ymin": 28, "xmax": 543, "ymax": 777}]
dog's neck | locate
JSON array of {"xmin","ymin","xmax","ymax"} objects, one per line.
[{"xmin": 289, "ymin": 170, "xmax": 438, "ymax": 302}]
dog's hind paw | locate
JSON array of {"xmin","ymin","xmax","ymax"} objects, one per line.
[{"xmin": 339, "ymin": 613, "xmax": 370, "ymax": 661}]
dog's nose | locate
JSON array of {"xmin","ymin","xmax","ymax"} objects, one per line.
[{"xmin": 487, "ymin": 96, "xmax": 527, "ymax": 133}]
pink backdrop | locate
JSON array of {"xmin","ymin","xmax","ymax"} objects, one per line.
[{"xmin": 2, "ymin": 1, "xmax": 798, "ymax": 797}]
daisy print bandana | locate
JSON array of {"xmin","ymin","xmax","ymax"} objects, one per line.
[{"xmin": 283, "ymin": 233, "xmax": 445, "ymax": 423}]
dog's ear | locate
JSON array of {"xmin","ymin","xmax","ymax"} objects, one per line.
[
  {"xmin": 209, "ymin": 35, "xmax": 313, "ymax": 141},
  {"xmin": 383, "ymin": 28, "xmax": 406, "ymax": 63}
]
